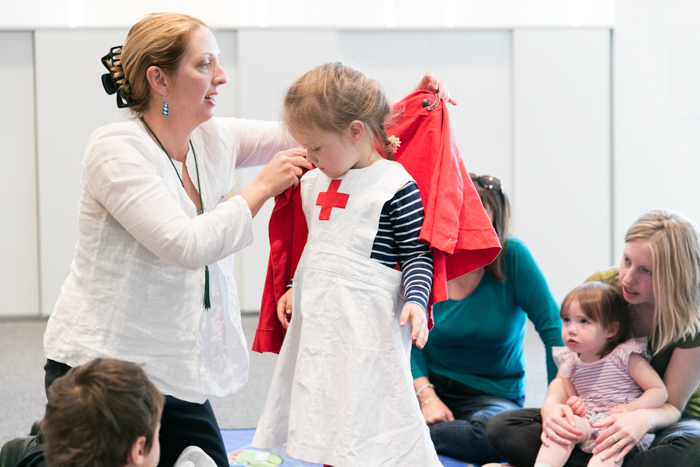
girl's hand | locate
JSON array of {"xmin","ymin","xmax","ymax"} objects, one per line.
[
  {"xmin": 276, "ymin": 288, "xmax": 293, "ymax": 329},
  {"xmin": 567, "ymin": 396, "xmax": 587, "ymax": 417},
  {"xmin": 421, "ymin": 395, "xmax": 455, "ymax": 425},
  {"xmin": 611, "ymin": 404, "xmax": 630, "ymax": 414},
  {"xmin": 540, "ymin": 398, "xmax": 583, "ymax": 447},
  {"xmin": 400, "ymin": 303, "xmax": 428, "ymax": 348},
  {"xmin": 591, "ymin": 409, "xmax": 654, "ymax": 463},
  {"xmin": 413, "ymin": 72, "xmax": 457, "ymax": 105}
]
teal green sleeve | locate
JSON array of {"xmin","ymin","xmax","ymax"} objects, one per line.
[
  {"xmin": 509, "ymin": 239, "xmax": 563, "ymax": 383},
  {"xmin": 411, "ymin": 343, "xmax": 429, "ymax": 379}
]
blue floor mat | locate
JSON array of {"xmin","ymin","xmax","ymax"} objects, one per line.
[{"xmin": 221, "ymin": 429, "xmax": 479, "ymax": 466}]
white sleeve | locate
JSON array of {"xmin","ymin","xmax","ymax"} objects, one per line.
[
  {"xmin": 213, "ymin": 118, "xmax": 297, "ymax": 168},
  {"xmin": 84, "ymin": 132, "xmax": 254, "ymax": 270}
]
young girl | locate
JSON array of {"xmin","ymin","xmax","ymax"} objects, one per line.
[
  {"xmin": 251, "ymin": 62, "xmax": 442, "ymax": 466},
  {"xmin": 534, "ymin": 281, "xmax": 668, "ymax": 467}
]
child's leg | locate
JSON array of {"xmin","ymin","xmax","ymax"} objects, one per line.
[
  {"xmin": 587, "ymin": 452, "xmax": 623, "ymax": 467},
  {"xmin": 534, "ymin": 415, "xmax": 592, "ymax": 467}
]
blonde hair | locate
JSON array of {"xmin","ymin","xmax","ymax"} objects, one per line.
[
  {"xmin": 561, "ymin": 281, "xmax": 631, "ymax": 358},
  {"xmin": 283, "ymin": 62, "xmax": 396, "ymax": 159},
  {"xmin": 625, "ymin": 209, "xmax": 700, "ymax": 352},
  {"xmin": 106, "ymin": 13, "xmax": 207, "ymax": 116}
]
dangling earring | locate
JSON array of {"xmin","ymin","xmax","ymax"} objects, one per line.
[{"xmin": 162, "ymin": 101, "xmax": 169, "ymax": 116}]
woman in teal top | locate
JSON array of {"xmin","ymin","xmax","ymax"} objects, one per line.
[{"xmin": 411, "ymin": 174, "xmax": 563, "ymax": 465}]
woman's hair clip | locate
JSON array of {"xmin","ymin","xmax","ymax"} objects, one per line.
[
  {"xmin": 100, "ymin": 46, "xmax": 132, "ymax": 109},
  {"xmin": 386, "ymin": 135, "xmax": 401, "ymax": 154}
]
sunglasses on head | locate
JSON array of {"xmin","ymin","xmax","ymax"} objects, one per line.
[{"xmin": 470, "ymin": 174, "xmax": 502, "ymax": 192}]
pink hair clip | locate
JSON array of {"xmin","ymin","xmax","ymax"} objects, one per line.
[{"xmin": 387, "ymin": 135, "xmax": 401, "ymax": 154}]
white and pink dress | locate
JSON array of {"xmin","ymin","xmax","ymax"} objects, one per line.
[{"xmin": 554, "ymin": 339, "xmax": 655, "ymax": 452}]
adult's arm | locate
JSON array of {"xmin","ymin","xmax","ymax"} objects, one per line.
[
  {"xmin": 199, "ymin": 118, "xmax": 310, "ymax": 217},
  {"xmin": 591, "ymin": 345, "xmax": 700, "ymax": 463},
  {"xmin": 219, "ymin": 118, "xmax": 297, "ymax": 168},
  {"xmin": 85, "ymin": 131, "xmax": 301, "ymax": 269},
  {"xmin": 510, "ymin": 239, "xmax": 563, "ymax": 383}
]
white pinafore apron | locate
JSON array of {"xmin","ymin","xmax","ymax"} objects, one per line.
[{"xmin": 253, "ymin": 159, "xmax": 442, "ymax": 467}]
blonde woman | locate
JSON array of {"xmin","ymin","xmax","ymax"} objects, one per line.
[
  {"xmin": 486, "ymin": 210, "xmax": 700, "ymax": 467},
  {"xmin": 42, "ymin": 13, "xmax": 453, "ymax": 467}
]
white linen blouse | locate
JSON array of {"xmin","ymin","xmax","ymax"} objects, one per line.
[{"xmin": 44, "ymin": 117, "xmax": 293, "ymax": 403}]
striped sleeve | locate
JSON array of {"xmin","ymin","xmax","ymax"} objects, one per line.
[{"xmin": 371, "ymin": 181, "xmax": 433, "ymax": 312}]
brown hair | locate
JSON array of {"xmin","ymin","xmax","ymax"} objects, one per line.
[
  {"xmin": 283, "ymin": 62, "xmax": 397, "ymax": 159},
  {"xmin": 561, "ymin": 281, "xmax": 631, "ymax": 357},
  {"xmin": 41, "ymin": 359, "xmax": 165, "ymax": 467},
  {"xmin": 473, "ymin": 177, "xmax": 510, "ymax": 282},
  {"xmin": 625, "ymin": 209, "xmax": 700, "ymax": 352},
  {"xmin": 105, "ymin": 13, "xmax": 208, "ymax": 116}
]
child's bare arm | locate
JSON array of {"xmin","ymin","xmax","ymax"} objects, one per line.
[
  {"xmin": 613, "ymin": 353, "xmax": 668, "ymax": 413},
  {"xmin": 560, "ymin": 376, "xmax": 587, "ymax": 417}
]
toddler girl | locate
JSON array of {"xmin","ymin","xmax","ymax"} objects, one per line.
[
  {"xmin": 252, "ymin": 62, "xmax": 442, "ymax": 466},
  {"xmin": 534, "ymin": 281, "xmax": 668, "ymax": 467}
]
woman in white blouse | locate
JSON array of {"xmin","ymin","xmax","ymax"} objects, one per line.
[
  {"xmin": 43, "ymin": 13, "xmax": 310, "ymax": 467},
  {"xmin": 43, "ymin": 12, "xmax": 453, "ymax": 467}
]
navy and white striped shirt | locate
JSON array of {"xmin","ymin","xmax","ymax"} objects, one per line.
[{"xmin": 371, "ymin": 181, "xmax": 433, "ymax": 312}]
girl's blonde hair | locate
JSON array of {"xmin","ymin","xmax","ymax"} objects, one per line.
[
  {"xmin": 283, "ymin": 62, "xmax": 396, "ymax": 159},
  {"xmin": 625, "ymin": 209, "xmax": 700, "ymax": 352},
  {"xmin": 107, "ymin": 13, "xmax": 207, "ymax": 116},
  {"xmin": 561, "ymin": 281, "xmax": 631, "ymax": 358}
]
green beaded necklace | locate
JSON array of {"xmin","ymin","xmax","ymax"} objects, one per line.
[{"xmin": 141, "ymin": 117, "xmax": 211, "ymax": 310}]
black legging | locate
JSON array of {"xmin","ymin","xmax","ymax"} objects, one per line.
[
  {"xmin": 44, "ymin": 359, "xmax": 229, "ymax": 467},
  {"xmin": 486, "ymin": 408, "xmax": 700, "ymax": 467}
]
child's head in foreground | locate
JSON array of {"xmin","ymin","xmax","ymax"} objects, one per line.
[
  {"xmin": 283, "ymin": 62, "xmax": 395, "ymax": 179},
  {"xmin": 560, "ymin": 281, "xmax": 631, "ymax": 360},
  {"xmin": 41, "ymin": 358, "xmax": 165, "ymax": 467}
]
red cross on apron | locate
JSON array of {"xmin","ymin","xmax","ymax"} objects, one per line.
[{"xmin": 316, "ymin": 180, "xmax": 350, "ymax": 220}]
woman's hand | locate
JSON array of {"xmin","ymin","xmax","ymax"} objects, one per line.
[
  {"xmin": 400, "ymin": 303, "xmax": 429, "ymax": 349},
  {"xmin": 239, "ymin": 148, "xmax": 312, "ymax": 217},
  {"xmin": 540, "ymin": 397, "xmax": 583, "ymax": 447},
  {"xmin": 567, "ymin": 395, "xmax": 587, "ymax": 417},
  {"xmin": 591, "ymin": 409, "xmax": 655, "ymax": 463},
  {"xmin": 413, "ymin": 72, "xmax": 457, "ymax": 106},
  {"xmin": 276, "ymin": 288, "xmax": 293, "ymax": 329},
  {"xmin": 421, "ymin": 395, "xmax": 455, "ymax": 425}
]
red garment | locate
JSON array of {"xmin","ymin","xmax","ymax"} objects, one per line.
[
  {"xmin": 252, "ymin": 184, "xmax": 307, "ymax": 354},
  {"xmin": 252, "ymin": 90, "xmax": 501, "ymax": 354},
  {"xmin": 388, "ymin": 91, "xmax": 502, "ymax": 283}
]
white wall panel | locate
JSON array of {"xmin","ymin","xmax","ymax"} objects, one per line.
[
  {"xmin": 35, "ymin": 29, "xmax": 129, "ymax": 316},
  {"xmin": 513, "ymin": 29, "xmax": 611, "ymax": 302},
  {"xmin": 235, "ymin": 29, "xmax": 337, "ymax": 311},
  {"xmin": 614, "ymin": 0, "xmax": 700, "ymax": 260},
  {"xmin": 212, "ymin": 31, "xmax": 239, "ymax": 119},
  {"xmin": 429, "ymin": 31, "xmax": 513, "ymax": 192},
  {"xmin": 337, "ymin": 30, "xmax": 513, "ymax": 197},
  {"xmin": 2, "ymin": 0, "xmax": 616, "ymax": 29},
  {"xmin": 0, "ymin": 32, "xmax": 39, "ymax": 317}
]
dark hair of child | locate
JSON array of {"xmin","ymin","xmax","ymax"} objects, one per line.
[
  {"xmin": 41, "ymin": 358, "xmax": 165, "ymax": 467},
  {"xmin": 561, "ymin": 281, "xmax": 632, "ymax": 357}
]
